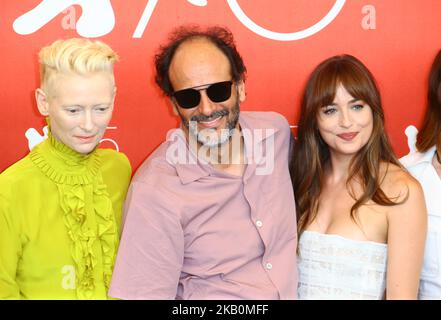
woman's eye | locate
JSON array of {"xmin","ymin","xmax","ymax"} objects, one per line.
[
  {"xmin": 322, "ymin": 107, "xmax": 337, "ymax": 115},
  {"xmin": 352, "ymin": 104, "xmax": 364, "ymax": 110},
  {"xmin": 95, "ymin": 106, "xmax": 110, "ymax": 112},
  {"xmin": 66, "ymin": 108, "xmax": 80, "ymax": 114}
]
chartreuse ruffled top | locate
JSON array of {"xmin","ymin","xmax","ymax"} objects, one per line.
[{"xmin": 0, "ymin": 129, "xmax": 131, "ymax": 299}]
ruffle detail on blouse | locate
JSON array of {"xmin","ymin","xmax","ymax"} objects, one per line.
[
  {"xmin": 58, "ymin": 174, "xmax": 119, "ymax": 299},
  {"xmin": 29, "ymin": 128, "xmax": 119, "ymax": 299},
  {"xmin": 93, "ymin": 181, "xmax": 119, "ymax": 292}
]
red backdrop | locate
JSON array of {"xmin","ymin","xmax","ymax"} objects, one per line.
[{"xmin": 1, "ymin": 0, "xmax": 440, "ymax": 173}]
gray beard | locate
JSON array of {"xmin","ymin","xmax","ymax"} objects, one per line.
[{"xmin": 181, "ymin": 99, "xmax": 240, "ymax": 148}]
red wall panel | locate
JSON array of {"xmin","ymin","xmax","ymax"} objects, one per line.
[{"xmin": 1, "ymin": 0, "xmax": 440, "ymax": 172}]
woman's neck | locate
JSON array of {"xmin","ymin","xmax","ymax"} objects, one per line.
[{"xmin": 326, "ymin": 152, "xmax": 354, "ymax": 184}]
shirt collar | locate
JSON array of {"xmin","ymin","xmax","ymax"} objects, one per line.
[
  {"xmin": 239, "ymin": 112, "xmax": 280, "ymax": 145},
  {"xmin": 410, "ymin": 146, "xmax": 437, "ymax": 165},
  {"xmin": 172, "ymin": 112, "xmax": 280, "ymax": 184}
]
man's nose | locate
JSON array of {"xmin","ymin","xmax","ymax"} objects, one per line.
[{"xmin": 197, "ymin": 90, "xmax": 217, "ymax": 116}]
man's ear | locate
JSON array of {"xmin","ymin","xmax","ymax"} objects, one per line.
[
  {"xmin": 237, "ymin": 80, "xmax": 246, "ymax": 103},
  {"xmin": 35, "ymin": 88, "xmax": 50, "ymax": 116},
  {"xmin": 170, "ymin": 98, "xmax": 179, "ymax": 116}
]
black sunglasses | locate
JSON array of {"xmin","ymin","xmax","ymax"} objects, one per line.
[{"xmin": 172, "ymin": 80, "xmax": 233, "ymax": 109}]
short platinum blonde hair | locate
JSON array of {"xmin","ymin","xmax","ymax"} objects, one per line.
[{"xmin": 38, "ymin": 38, "xmax": 119, "ymax": 95}]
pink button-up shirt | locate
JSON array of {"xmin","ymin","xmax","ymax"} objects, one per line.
[{"xmin": 109, "ymin": 111, "xmax": 298, "ymax": 299}]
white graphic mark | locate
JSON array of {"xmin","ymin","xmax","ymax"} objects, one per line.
[{"xmin": 13, "ymin": 0, "xmax": 115, "ymax": 38}]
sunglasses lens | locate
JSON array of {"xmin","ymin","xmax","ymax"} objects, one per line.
[
  {"xmin": 173, "ymin": 81, "xmax": 233, "ymax": 109},
  {"xmin": 206, "ymin": 81, "xmax": 232, "ymax": 102},
  {"xmin": 173, "ymin": 89, "xmax": 200, "ymax": 109}
]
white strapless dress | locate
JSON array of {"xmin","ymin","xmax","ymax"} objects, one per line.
[{"xmin": 297, "ymin": 230, "xmax": 388, "ymax": 300}]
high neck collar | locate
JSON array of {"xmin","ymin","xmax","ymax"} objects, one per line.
[
  {"xmin": 48, "ymin": 130, "xmax": 95, "ymax": 163},
  {"xmin": 29, "ymin": 125, "xmax": 102, "ymax": 185}
]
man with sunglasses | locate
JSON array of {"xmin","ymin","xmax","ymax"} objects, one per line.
[{"xmin": 109, "ymin": 25, "xmax": 298, "ymax": 300}]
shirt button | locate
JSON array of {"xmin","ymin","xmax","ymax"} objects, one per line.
[
  {"xmin": 256, "ymin": 220, "xmax": 263, "ymax": 228},
  {"xmin": 266, "ymin": 263, "xmax": 273, "ymax": 270}
]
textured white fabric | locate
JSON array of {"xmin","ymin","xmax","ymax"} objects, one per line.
[
  {"xmin": 401, "ymin": 146, "xmax": 441, "ymax": 299},
  {"xmin": 297, "ymin": 230, "xmax": 387, "ymax": 300}
]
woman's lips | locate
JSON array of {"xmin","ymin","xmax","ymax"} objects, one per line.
[
  {"xmin": 75, "ymin": 135, "xmax": 96, "ymax": 142},
  {"xmin": 337, "ymin": 132, "xmax": 358, "ymax": 141}
]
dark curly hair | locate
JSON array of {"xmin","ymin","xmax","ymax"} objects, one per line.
[{"xmin": 154, "ymin": 25, "xmax": 247, "ymax": 96}]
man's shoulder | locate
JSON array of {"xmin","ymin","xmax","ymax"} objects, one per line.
[
  {"xmin": 131, "ymin": 142, "xmax": 179, "ymax": 184},
  {"xmin": 240, "ymin": 111, "xmax": 290, "ymax": 130}
]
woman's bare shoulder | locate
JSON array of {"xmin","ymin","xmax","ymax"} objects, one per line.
[{"xmin": 379, "ymin": 162, "xmax": 423, "ymax": 202}]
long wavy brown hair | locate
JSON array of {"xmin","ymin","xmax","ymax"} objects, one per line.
[
  {"xmin": 416, "ymin": 49, "xmax": 441, "ymax": 152},
  {"xmin": 290, "ymin": 54, "xmax": 404, "ymax": 238}
]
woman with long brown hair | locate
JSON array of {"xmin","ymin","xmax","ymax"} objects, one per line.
[
  {"xmin": 401, "ymin": 49, "xmax": 441, "ymax": 299},
  {"xmin": 291, "ymin": 54, "xmax": 427, "ymax": 299}
]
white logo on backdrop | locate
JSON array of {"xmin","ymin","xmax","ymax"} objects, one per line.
[
  {"xmin": 404, "ymin": 125, "xmax": 418, "ymax": 154},
  {"xmin": 25, "ymin": 126, "xmax": 49, "ymax": 151},
  {"xmin": 13, "ymin": 0, "xmax": 115, "ymax": 38},
  {"xmin": 226, "ymin": 0, "xmax": 346, "ymax": 41},
  {"xmin": 13, "ymin": 0, "xmax": 346, "ymax": 41}
]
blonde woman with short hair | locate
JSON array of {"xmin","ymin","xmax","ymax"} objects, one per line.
[{"xmin": 0, "ymin": 38, "xmax": 131, "ymax": 299}]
